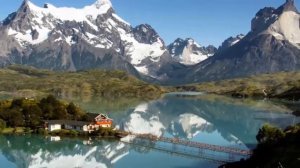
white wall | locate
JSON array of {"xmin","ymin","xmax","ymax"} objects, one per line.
[
  {"xmin": 83, "ymin": 125, "xmax": 88, "ymax": 132},
  {"xmin": 101, "ymin": 124, "xmax": 111, "ymax": 128},
  {"xmin": 49, "ymin": 124, "xmax": 62, "ymax": 131}
]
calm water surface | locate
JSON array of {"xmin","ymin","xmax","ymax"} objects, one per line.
[{"xmin": 0, "ymin": 93, "xmax": 299, "ymax": 168}]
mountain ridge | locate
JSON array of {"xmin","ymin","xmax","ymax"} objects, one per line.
[{"xmin": 0, "ymin": 0, "xmax": 300, "ymax": 85}]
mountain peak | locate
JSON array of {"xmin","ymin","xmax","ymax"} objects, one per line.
[
  {"xmin": 167, "ymin": 38, "xmax": 216, "ymax": 65},
  {"xmin": 286, "ymin": 0, "xmax": 294, "ymax": 4},
  {"xmin": 93, "ymin": 0, "xmax": 112, "ymax": 9},
  {"xmin": 18, "ymin": 0, "xmax": 30, "ymax": 10},
  {"xmin": 133, "ymin": 24, "xmax": 164, "ymax": 44},
  {"xmin": 251, "ymin": 0, "xmax": 299, "ymax": 34},
  {"xmin": 277, "ymin": 0, "xmax": 298, "ymax": 13},
  {"xmin": 218, "ymin": 34, "xmax": 245, "ymax": 52}
]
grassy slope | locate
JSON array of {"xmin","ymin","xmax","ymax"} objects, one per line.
[
  {"xmin": 0, "ymin": 65, "xmax": 167, "ymax": 99},
  {"xmin": 193, "ymin": 71, "xmax": 300, "ymax": 99},
  {"xmin": 2, "ymin": 65, "xmax": 300, "ymax": 100}
]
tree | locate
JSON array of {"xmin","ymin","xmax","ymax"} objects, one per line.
[
  {"xmin": 67, "ymin": 102, "xmax": 83, "ymax": 120},
  {"xmin": 256, "ymin": 124, "xmax": 285, "ymax": 144},
  {"xmin": 39, "ymin": 95, "xmax": 60, "ymax": 108},
  {"xmin": 53, "ymin": 105, "xmax": 68, "ymax": 120},
  {"xmin": 0, "ymin": 119, "xmax": 6, "ymax": 130},
  {"xmin": 22, "ymin": 105, "xmax": 42, "ymax": 128},
  {"xmin": 2, "ymin": 108, "xmax": 25, "ymax": 127},
  {"xmin": 39, "ymin": 95, "xmax": 61, "ymax": 119},
  {"xmin": 41, "ymin": 104, "xmax": 54, "ymax": 119},
  {"xmin": 10, "ymin": 98, "xmax": 24, "ymax": 109}
]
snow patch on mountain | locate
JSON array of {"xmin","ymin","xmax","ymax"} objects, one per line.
[
  {"xmin": 118, "ymin": 28, "xmax": 166, "ymax": 65},
  {"xmin": 112, "ymin": 13, "xmax": 130, "ymax": 25},
  {"xmin": 181, "ymin": 45, "xmax": 209, "ymax": 65},
  {"xmin": 8, "ymin": 27, "xmax": 50, "ymax": 46},
  {"xmin": 28, "ymin": 0, "xmax": 113, "ymax": 24},
  {"xmin": 135, "ymin": 66, "xmax": 149, "ymax": 75}
]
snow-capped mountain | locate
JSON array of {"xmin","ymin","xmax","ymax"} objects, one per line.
[
  {"xmin": 187, "ymin": 0, "xmax": 300, "ymax": 82},
  {"xmin": 0, "ymin": 0, "xmax": 169, "ymax": 77},
  {"xmin": 217, "ymin": 34, "xmax": 245, "ymax": 52},
  {"xmin": 2, "ymin": 0, "xmax": 300, "ymax": 84},
  {"xmin": 168, "ymin": 38, "xmax": 217, "ymax": 65}
]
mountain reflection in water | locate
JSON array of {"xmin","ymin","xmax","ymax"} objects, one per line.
[{"xmin": 0, "ymin": 93, "xmax": 299, "ymax": 168}]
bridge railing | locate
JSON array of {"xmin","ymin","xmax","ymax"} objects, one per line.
[{"xmin": 125, "ymin": 132, "xmax": 252, "ymax": 156}]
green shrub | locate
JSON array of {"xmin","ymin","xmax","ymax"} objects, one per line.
[
  {"xmin": 37, "ymin": 128, "xmax": 48, "ymax": 135},
  {"xmin": 69, "ymin": 130, "xmax": 79, "ymax": 136},
  {"xmin": 256, "ymin": 124, "xmax": 285, "ymax": 144},
  {"xmin": 24, "ymin": 127, "xmax": 31, "ymax": 133},
  {"xmin": 0, "ymin": 119, "xmax": 6, "ymax": 130}
]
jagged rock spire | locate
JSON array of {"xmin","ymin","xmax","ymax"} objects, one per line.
[
  {"xmin": 277, "ymin": 0, "xmax": 298, "ymax": 13},
  {"xmin": 18, "ymin": 0, "xmax": 30, "ymax": 11}
]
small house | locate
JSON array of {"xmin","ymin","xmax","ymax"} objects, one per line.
[
  {"xmin": 44, "ymin": 113, "xmax": 113, "ymax": 132},
  {"xmin": 94, "ymin": 114, "xmax": 113, "ymax": 128}
]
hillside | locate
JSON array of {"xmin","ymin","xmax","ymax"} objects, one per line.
[
  {"xmin": 193, "ymin": 71, "xmax": 300, "ymax": 100},
  {"xmin": 222, "ymin": 123, "xmax": 300, "ymax": 168},
  {"xmin": 0, "ymin": 65, "xmax": 166, "ymax": 99}
]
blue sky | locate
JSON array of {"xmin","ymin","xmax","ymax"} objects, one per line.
[{"xmin": 0, "ymin": 0, "xmax": 299, "ymax": 47}]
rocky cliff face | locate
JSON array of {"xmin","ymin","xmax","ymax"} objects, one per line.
[{"xmin": 187, "ymin": 0, "xmax": 300, "ymax": 83}]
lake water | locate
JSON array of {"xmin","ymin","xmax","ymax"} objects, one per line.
[{"xmin": 0, "ymin": 93, "xmax": 299, "ymax": 168}]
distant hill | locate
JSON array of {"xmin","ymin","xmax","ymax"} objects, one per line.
[
  {"xmin": 0, "ymin": 65, "xmax": 166, "ymax": 99},
  {"xmin": 193, "ymin": 71, "xmax": 300, "ymax": 100}
]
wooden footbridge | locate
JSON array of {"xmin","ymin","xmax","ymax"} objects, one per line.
[
  {"xmin": 118, "ymin": 131, "xmax": 252, "ymax": 159},
  {"xmin": 122, "ymin": 138, "xmax": 231, "ymax": 164}
]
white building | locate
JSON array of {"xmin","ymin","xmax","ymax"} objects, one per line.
[{"xmin": 45, "ymin": 120, "xmax": 93, "ymax": 132}]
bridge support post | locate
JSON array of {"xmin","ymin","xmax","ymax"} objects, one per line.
[
  {"xmin": 172, "ymin": 143, "xmax": 177, "ymax": 152},
  {"xmin": 198, "ymin": 148, "xmax": 204, "ymax": 156},
  {"xmin": 228, "ymin": 153, "xmax": 235, "ymax": 162}
]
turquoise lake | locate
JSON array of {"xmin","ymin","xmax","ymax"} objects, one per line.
[{"xmin": 0, "ymin": 93, "xmax": 299, "ymax": 168}]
